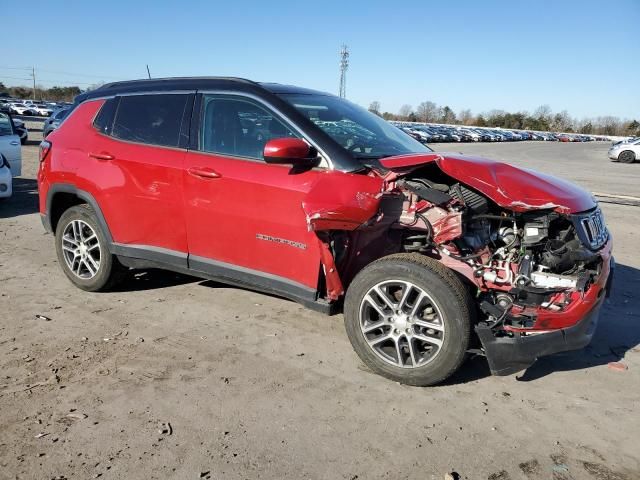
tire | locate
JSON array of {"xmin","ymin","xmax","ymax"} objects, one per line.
[
  {"xmin": 344, "ymin": 253, "xmax": 473, "ymax": 386},
  {"xmin": 618, "ymin": 150, "xmax": 636, "ymax": 164},
  {"xmin": 55, "ymin": 204, "xmax": 126, "ymax": 292}
]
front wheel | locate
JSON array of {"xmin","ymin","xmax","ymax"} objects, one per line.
[
  {"xmin": 344, "ymin": 254, "xmax": 472, "ymax": 386},
  {"xmin": 55, "ymin": 205, "xmax": 126, "ymax": 291}
]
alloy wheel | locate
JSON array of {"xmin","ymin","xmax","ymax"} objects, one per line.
[
  {"xmin": 359, "ymin": 280, "xmax": 445, "ymax": 368},
  {"xmin": 61, "ymin": 219, "xmax": 101, "ymax": 279}
]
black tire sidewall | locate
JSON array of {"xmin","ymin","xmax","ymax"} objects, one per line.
[
  {"xmin": 344, "ymin": 257, "xmax": 471, "ymax": 386},
  {"xmin": 619, "ymin": 150, "xmax": 635, "ymax": 164},
  {"xmin": 55, "ymin": 205, "xmax": 115, "ymax": 292}
]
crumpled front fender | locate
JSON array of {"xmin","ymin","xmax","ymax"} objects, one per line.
[{"xmin": 302, "ymin": 171, "xmax": 384, "ymax": 231}]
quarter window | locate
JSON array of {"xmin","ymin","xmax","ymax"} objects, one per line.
[
  {"xmin": 200, "ymin": 96, "xmax": 297, "ymax": 160},
  {"xmin": 93, "ymin": 98, "xmax": 117, "ymax": 136},
  {"xmin": 111, "ymin": 94, "xmax": 189, "ymax": 148}
]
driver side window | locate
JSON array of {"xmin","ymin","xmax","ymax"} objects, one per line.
[{"xmin": 199, "ymin": 95, "xmax": 298, "ymax": 160}]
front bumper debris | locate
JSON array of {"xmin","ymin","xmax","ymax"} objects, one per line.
[{"xmin": 476, "ymin": 257, "xmax": 614, "ymax": 376}]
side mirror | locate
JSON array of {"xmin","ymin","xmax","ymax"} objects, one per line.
[{"xmin": 263, "ymin": 138, "xmax": 317, "ymax": 165}]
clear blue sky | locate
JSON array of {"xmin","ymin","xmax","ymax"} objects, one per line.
[{"xmin": 3, "ymin": 0, "xmax": 638, "ymax": 119}]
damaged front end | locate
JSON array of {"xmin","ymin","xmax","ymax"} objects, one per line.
[{"xmin": 306, "ymin": 153, "xmax": 614, "ymax": 376}]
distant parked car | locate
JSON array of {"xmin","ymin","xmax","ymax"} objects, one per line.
[
  {"xmin": 459, "ymin": 129, "xmax": 480, "ymax": 141},
  {"xmin": 9, "ymin": 103, "xmax": 36, "ymax": 116},
  {"xmin": 43, "ymin": 107, "xmax": 70, "ymax": 138},
  {"xmin": 472, "ymin": 129, "xmax": 493, "ymax": 142},
  {"xmin": 608, "ymin": 137, "xmax": 639, "ymax": 163},
  {"xmin": 13, "ymin": 118, "xmax": 28, "ymax": 144},
  {"xmin": 0, "ymin": 112, "xmax": 23, "ymax": 199},
  {"xmin": 31, "ymin": 104, "xmax": 53, "ymax": 116},
  {"xmin": 400, "ymin": 127, "xmax": 423, "ymax": 142}
]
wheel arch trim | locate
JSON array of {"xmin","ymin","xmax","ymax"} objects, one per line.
[{"xmin": 45, "ymin": 183, "xmax": 113, "ymax": 245}]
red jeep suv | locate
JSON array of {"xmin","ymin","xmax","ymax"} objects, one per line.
[{"xmin": 38, "ymin": 78, "xmax": 613, "ymax": 385}]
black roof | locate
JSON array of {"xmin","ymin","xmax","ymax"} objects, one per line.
[{"xmin": 75, "ymin": 77, "xmax": 331, "ymax": 104}]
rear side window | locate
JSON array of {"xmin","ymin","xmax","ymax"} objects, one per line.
[
  {"xmin": 55, "ymin": 109, "xmax": 69, "ymax": 120},
  {"xmin": 111, "ymin": 94, "xmax": 189, "ymax": 148}
]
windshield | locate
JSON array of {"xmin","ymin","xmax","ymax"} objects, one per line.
[{"xmin": 278, "ymin": 94, "xmax": 432, "ymax": 161}]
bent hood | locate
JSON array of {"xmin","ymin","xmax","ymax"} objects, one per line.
[{"xmin": 379, "ymin": 153, "xmax": 596, "ymax": 214}]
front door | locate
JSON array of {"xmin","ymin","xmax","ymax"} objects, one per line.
[{"xmin": 183, "ymin": 94, "xmax": 325, "ymax": 295}]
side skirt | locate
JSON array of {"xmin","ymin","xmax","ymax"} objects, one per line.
[{"xmin": 113, "ymin": 244, "xmax": 336, "ymax": 315}]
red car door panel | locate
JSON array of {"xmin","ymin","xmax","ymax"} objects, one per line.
[{"xmin": 183, "ymin": 150, "xmax": 324, "ymax": 289}]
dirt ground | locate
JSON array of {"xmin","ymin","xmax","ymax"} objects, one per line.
[{"xmin": 1, "ymin": 122, "xmax": 639, "ymax": 480}]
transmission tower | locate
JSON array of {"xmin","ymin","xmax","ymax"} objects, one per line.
[{"xmin": 339, "ymin": 45, "xmax": 349, "ymax": 98}]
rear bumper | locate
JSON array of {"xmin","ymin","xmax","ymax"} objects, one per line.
[
  {"xmin": 477, "ymin": 257, "xmax": 614, "ymax": 376},
  {"xmin": 0, "ymin": 167, "xmax": 12, "ymax": 198}
]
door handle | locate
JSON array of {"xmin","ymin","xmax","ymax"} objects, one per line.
[
  {"xmin": 88, "ymin": 152, "xmax": 114, "ymax": 161},
  {"xmin": 188, "ymin": 167, "xmax": 221, "ymax": 179},
  {"xmin": 10, "ymin": 141, "xmax": 19, "ymax": 145}
]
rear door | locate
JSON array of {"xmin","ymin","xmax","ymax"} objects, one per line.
[
  {"xmin": 77, "ymin": 93, "xmax": 193, "ymax": 261},
  {"xmin": 0, "ymin": 113, "xmax": 21, "ymax": 176}
]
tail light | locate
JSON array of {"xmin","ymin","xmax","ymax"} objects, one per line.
[{"xmin": 39, "ymin": 140, "xmax": 51, "ymax": 163}]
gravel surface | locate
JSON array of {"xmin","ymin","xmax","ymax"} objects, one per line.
[{"xmin": 1, "ymin": 122, "xmax": 638, "ymax": 479}]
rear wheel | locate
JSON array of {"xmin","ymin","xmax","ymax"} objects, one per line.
[
  {"xmin": 55, "ymin": 205, "xmax": 126, "ymax": 291},
  {"xmin": 344, "ymin": 254, "xmax": 472, "ymax": 386},
  {"xmin": 618, "ymin": 150, "xmax": 636, "ymax": 164}
]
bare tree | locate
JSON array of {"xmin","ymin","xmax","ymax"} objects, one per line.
[
  {"xmin": 533, "ymin": 104, "xmax": 553, "ymax": 122},
  {"xmin": 458, "ymin": 109, "xmax": 474, "ymax": 125},
  {"xmin": 398, "ymin": 104, "xmax": 413, "ymax": 119},
  {"xmin": 368, "ymin": 101, "xmax": 381, "ymax": 116},
  {"xmin": 551, "ymin": 110, "xmax": 574, "ymax": 132},
  {"xmin": 416, "ymin": 101, "xmax": 438, "ymax": 123}
]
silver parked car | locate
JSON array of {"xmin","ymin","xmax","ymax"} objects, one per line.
[
  {"xmin": 43, "ymin": 107, "xmax": 71, "ymax": 138},
  {"xmin": 608, "ymin": 137, "xmax": 639, "ymax": 163},
  {"xmin": 0, "ymin": 112, "xmax": 23, "ymax": 199}
]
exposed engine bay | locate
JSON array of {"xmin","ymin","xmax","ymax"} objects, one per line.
[{"xmin": 383, "ymin": 163, "xmax": 610, "ymax": 333}]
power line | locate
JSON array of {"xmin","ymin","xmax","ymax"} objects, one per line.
[
  {"xmin": 0, "ymin": 75, "xmax": 32, "ymax": 81},
  {"xmin": 0, "ymin": 65, "xmax": 124, "ymax": 81},
  {"xmin": 0, "ymin": 66, "xmax": 31, "ymax": 71},
  {"xmin": 1, "ymin": 75, "xmax": 104, "ymax": 86},
  {"xmin": 35, "ymin": 68, "xmax": 123, "ymax": 80}
]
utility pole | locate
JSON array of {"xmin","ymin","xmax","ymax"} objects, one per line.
[
  {"xmin": 339, "ymin": 45, "xmax": 349, "ymax": 98},
  {"xmin": 31, "ymin": 66, "xmax": 36, "ymax": 100}
]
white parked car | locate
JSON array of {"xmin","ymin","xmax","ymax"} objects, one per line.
[
  {"xmin": 608, "ymin": 137, "xmax": 639, "ymax": 163},
  {"xmin": 460, "ymin": 129, "xmax": 480, "ymax": 141},
  {"xmin": 0, "ymin": 112, "xmax": 22, "ymax": 199},
  {"xmin": 9, "ymin": 103, "xmax": 36, "ymax": 115}
]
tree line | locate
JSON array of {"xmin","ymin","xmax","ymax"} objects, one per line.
[
  {"xmin": 0, "ymin": 82, "xmax": 82, "ymax": 102},
  {"xmin": 368, "ymin": 100, "xmax": 639, "ymax": 137}
]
